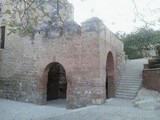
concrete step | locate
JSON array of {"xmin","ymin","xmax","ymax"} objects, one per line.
[
  {"xmin": 122, "ymin": 69, "xmax": 141, "ymax": 71},
  {"xmin": 123, "ymin": 67, "xmax": 142, "ymax": 69},
  {"xmin": 118, "ymin": 82, "xmax": 141, "ymax": 85},
  {"xmin": 118, "ymin": 82, "xmax": 140, "ymax": 86},
  {"xmin": 115, "ymin": 94, "xmax": 135, "ymax": 99},
  {"xmin": 117, "ymin": 86, "xmax": 139, "ymax": 91},
  {"xmin": 121, "ymin": 75, "xmax": 141, "ymax": 77},
  {"xmin": 118, "ymin": 80, "xmax": 141, "ymax": 83},
  {"xmin": 121, "ymin": 73, "xmax": 141, "ymax": 76},
  {"xmin": 116, "ymin": 90, "xmax": 137, "ymax": 95},
  {"xmin": 118, "ymin": 84, "xmax": 140, "ymax": 89},
  {"xmin": 122, "ymin": 69, "xmax": 142, "ymax": 71},
  {"xmin": 123, "ymin": 71, "xmax": 142, "ymax": 72},
  {"xmin": 120, "ymin": 80, "xmax": 141, "ymax": 82},
  {"xmin": 120, "ymin": 76, "xmax": 141, "ymax": 78},
  {"xmin": 116, "ymin": 89, "xmax": 138, "ymax": 94},
  {"xmin": 120, "ymin": 78, "xmax": 142, "ymax": 81},
  {"xmin": 116, "ymin": 91, "xmax": 136, "ymax": 96}
]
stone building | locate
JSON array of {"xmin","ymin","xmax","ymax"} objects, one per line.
[{"xmin": 0, "ymin": 0, "xmax": 125, "ymax": 109}]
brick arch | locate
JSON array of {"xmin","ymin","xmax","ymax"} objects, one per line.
[
  {"xmin": 106, "ymin": 51, "xmax": 115, "ymax": 98},
  {"xmin": 41, "ymin": 62, "xmax": 67, "ymax": 102}
]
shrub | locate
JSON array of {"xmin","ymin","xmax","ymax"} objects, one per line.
[{"xmin": 156, "ymin": 45, "xmax": 160, "ymax": 57}]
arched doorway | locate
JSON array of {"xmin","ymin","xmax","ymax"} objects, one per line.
[
  {"xmin": 47, "ymin": 62, "xmax": 67, "ymax": 101},
  {"xmin": 106, "ymin": 51, "xmax": 115, "ymax": 98}
]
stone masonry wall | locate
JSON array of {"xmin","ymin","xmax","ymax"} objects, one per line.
[
  {"xmin": 143, "ymin": 68, "xmax": 160, "ymax": 92},
  {"xmin": 0, "ymin": 18, "xmax": 124, "ymax": 109},
  {"xmin": 0, "ymin": 25, "xmax": 100, "ymax": 108},
  {"xmin": 100, "ymin": 27, "xmax": 124, "ymax": 99},
  {"xmin": 0, "ymin": 17, "xmax": 124, "ymax": 109},
  {"xmin": 0, "ymin": 1, "xmax": 124, "ymax": 109}
]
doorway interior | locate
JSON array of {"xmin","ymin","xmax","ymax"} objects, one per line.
[
  {"xmin": 106, "ymin": 51, "xmax": 115, "ymax": 98},
  {"xmin": 47, "ymin": 62, "xmax": 67, "ymax": 101}
]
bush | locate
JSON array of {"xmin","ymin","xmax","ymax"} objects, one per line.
[
  {"xmin": 156, "ymin": 45, "xmax": 160, "ymax": 56},
  {"xmin": 124, "ymin": 47, "xmax": 143, "ymax": 59}
]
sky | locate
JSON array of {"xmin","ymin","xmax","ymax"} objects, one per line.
[{"xmin": 68, "ymin": 0, "xmax": 160, "ymax": 33}]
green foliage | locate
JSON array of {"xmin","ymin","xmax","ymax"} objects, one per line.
[
  {"xmin": 4, "ymin": 0, "xmax": 59, "ymax": 37},
  {"xmin": 119, "ymin": 27, "xmax": 160, "ymax": 59},
  {"xmin": 4, "ymin": 9, "xmax": 11, "ymax": 14},
  {"xmin": 156, "ymin": 45, "xmax": 160, "ymax": 56},
  {"xmin": 124, "ymin": 46, "xmax": 143, "ymax": 59},
  {"xmin": 148, "ymin": 58, "xmax": 160, "ymax": 68}
]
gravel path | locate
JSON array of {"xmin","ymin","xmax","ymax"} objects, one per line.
[
  {"xmin": 0, "ymin": 96, "xmax": 160, "ymax": 120},
  {"xmin": 46, "ymin": 98, "xmax": 160, "ymax": 120}
]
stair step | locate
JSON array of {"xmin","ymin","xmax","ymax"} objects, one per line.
[
  {"xmin": 120, "ymin": 76, "xmax": 141, "ymax": 78},
  {"xmin": 122, "ymin": 72, "xmax": 142, "ymax": 77},
  {"xmin": 116, "ymin": 89, "xmax": 138, "ymax": 94},
  {"xmin": 117, "ymin": 86, "xmax": 139, "ymax": 91},
  {"xmin": 118, "ymin": 82, "xmax": 141, "ymax": 85},
  {"xmin": 121, "ymin": 74, "xmax": 141, "ymax": 78},
  {"xmin": 120, "ymin": 77, "xmax": 142, "ymax": 79},
  {"xmin": 121, "ymin": 76, "xmax": 141, "ymax": 78},
  {"xmin": 118, "ymin": 86, "xmax": 140, "ymax": 89},
  {"xmin": 116, "ymin": 91, "xmax": 136, "ymax": 96},
  {"xmin": 122, "ymin": 71, "xmax": 141, "ymax": 73},
  {"xmin": 115, "ymin": 94, "xmax": 135, "ymax": 99},
  {"xmin": 122, "ymin": 70, "xmax": 141, "ymax": 71},
  {"xmin": 115, "ymin": 93, "xmax": 135, "ymax": 97},
  {"xmin": 118, "ymin": 80, "xmax": 141, "ymax": 83},
  {"xmin": 123, "ymin": 68, "xmax": 142, "ymax": 69},
  {"xmin": 122, "ymin": 70, "xmax": 141, "ymax": 72},
  {"xmin": 120, "ymin": 79, "xmax": 142, "ymax": 81},
  {"xmin": 117, "ymin": 90, "xmax": 138, "ymax": 94},
  {"xmin": 119, "ymin": 80, "xmax": 141, "ymax": 83},
  {"xmin": 115, "ymin": 96, "xmax": 135, "ymax": 99},
  {"xmin": 118, "ymin": 84, "xmax": 140, "ymax": 88}
]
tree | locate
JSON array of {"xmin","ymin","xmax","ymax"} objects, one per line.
[
  {"xmin": 156, "ymin": 45, "xmax": 160, "ymax": 56},
  {"xmin": 115, "ymin": 31, "xmax": 126, "ymax": 41},
  {"xmin": 131, "ymin": 0, "xmax": 160, "ymax": 28},
  {"xmin": 3, "ymin": 0, "xmax": 73, "ymax": 38},
  {"xmin": 120, "ymin": 27, "xmax": 160, "ymax": 59}
]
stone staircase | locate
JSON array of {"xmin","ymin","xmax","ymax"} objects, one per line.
[{"xmin": 115, "ymin": 59, "xmax": 148, "ymax": 99}]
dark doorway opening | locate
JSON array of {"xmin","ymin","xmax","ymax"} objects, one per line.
[
  {"xmin": 0, "ymin": 26, "xmax": 5, "ymax": 49},
  {"xmin": 106, "ymin": 51, "xmax": 115, "ymax": 99},
  {"xmin": 47, "ymin": 62, "xmax": 67, "ymax": 101},
  {"xmin": 106, "ymin": 75, "xmax": 108, "ymax": 99}
]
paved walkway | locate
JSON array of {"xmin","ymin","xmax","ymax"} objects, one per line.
[{"xmin": 0, "ymin": 97, "xmax": 160, "ymax": 120}]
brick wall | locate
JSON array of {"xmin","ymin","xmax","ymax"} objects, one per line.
[
  {"xmin": 142, "ymin": 68, "xmax": 160, "ymax": 92},
  {"xmin": 0, "ymin": 1, "xmax": 125, "ymax": 109},
  {"xmin": 0, "ymin": 18, "xmax": 125, "ymax": 109}
]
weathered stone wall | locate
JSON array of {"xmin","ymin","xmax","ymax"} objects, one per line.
[
  {"xmin": 0, "ymin": 17, "xmax": 124, "ymax": 109},
  {"xmin": 99, "ymin": 30, "xmax": 125, "ymax": 98},
  {"xmin": 0, "ymin": 26, "xmax": 100, "ymax": 107},
  {"xmin": 143, "ymin": 68, "xmax": 160, "ymax": 92},
  {"xmin": 0, "ymin": 34, "xmax": 46, "ymax": 104},
  {"xmin": 0, "ymin": 1, "xmax": 125, "ymax": 109}
]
